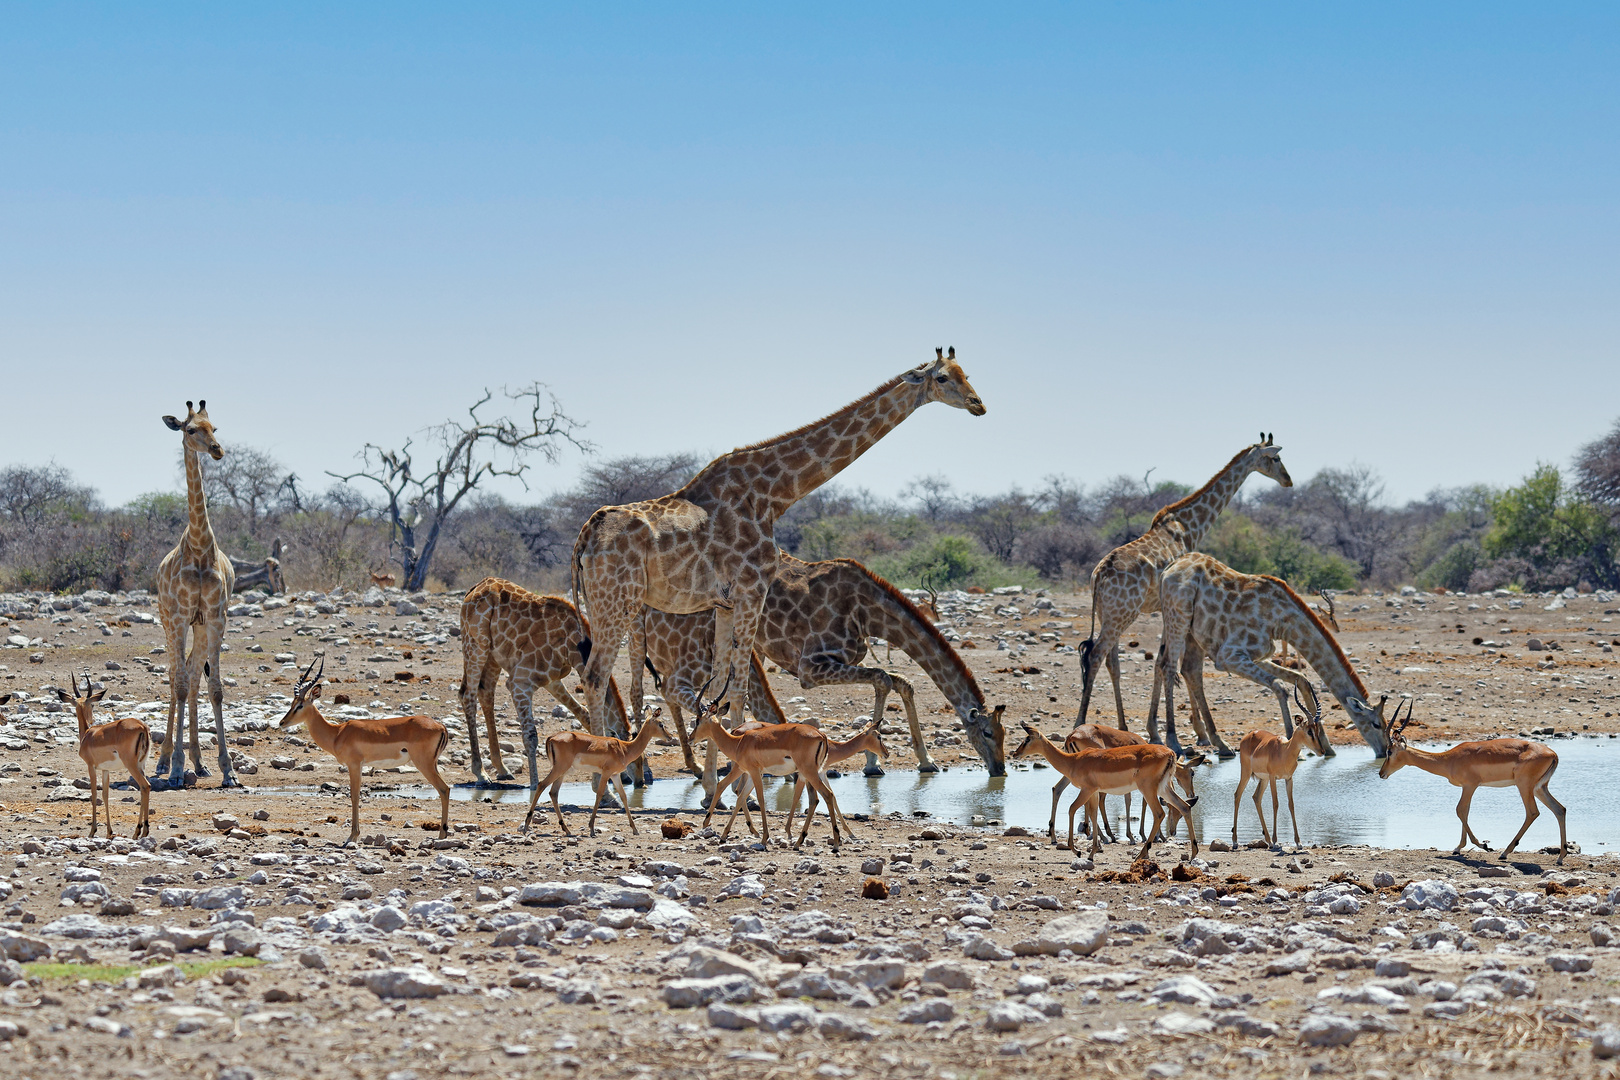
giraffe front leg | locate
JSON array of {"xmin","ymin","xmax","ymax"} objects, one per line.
[
  {"xmin": 512, "ymin": 680, "xmax": 540, "ymax": 793},
  {"xmin": 203, "ymin": 634, "xmax": 237, "ymax": 788},
  {"xmin": 576, "ymin": 561, "xmax": 638, "ymax": 737},
  {"xmin": 895, "ymin": 678, "xmax": 937, "ymax": 774},
  {"xmin": 159, "ymin": 623, "xmax": 189, "ymax": 786},
  {"xmin": 865, "ymin": 683, "xmax": 891, "ymax": 776},
  {"xmin": 712, "ymin": 586, "xmax": 768, "ymax": 723}
]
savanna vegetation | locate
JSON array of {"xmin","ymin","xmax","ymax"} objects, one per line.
[{"xmin": 3, "ymin": 414, "xmax": 1618, "ymax": 598}]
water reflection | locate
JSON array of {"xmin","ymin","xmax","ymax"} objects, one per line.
[{"xmin": 271, "ymin": 737, "xmax": 1616, "ymax": 852}]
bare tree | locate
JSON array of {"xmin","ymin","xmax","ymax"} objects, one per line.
[
  {"xmin": 1575, "ymin": 418, "xmax": 1620, "ymax": 506},
  {"xmin": 329, "ymin": 384, "xmax": 591, "ymax": 591},
  {"xmin": 902, "ymin": 474, "xmax": 958, "ymax": 522},
  {"xmin": 0, "ymin": 463, "xmax": 94, "ymax": 531},
  {"xmin": 198, "ymin": 445, "xmax": 290, "ymax": 539}
]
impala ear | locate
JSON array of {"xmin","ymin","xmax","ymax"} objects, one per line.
[
  {"xmin": 310, "ymin": 682, "xmax": 324, "ymax": 699},
  {"xmin": 0, "ymin": 694, "xmax": 10, "ymax": 706},
  {"xmin": 55, "ymin": 687, "xmax": 74, "ymax": 704}
]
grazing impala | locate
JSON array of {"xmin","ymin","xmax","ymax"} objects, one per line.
[
  {"xmin": 1013, "ymin": 721, "xmax": 1196, "ymax": 862},
  {"xmin": 1231, "ymin": 687, "xmax": 1333, "ymax": 848},
  {"xmin": 1047, "ymin": 724, "xmax": 1202, "ymax": 844},
  {"xmin": 278, "ymin": 658, "xmax": 452, "ymax": 844},
  {"xmin": 35, "ymin": 676, "xmax": 152, "ymax": 839},
  {"xmin": 523, "ymin": 709, "xmax": 671, "ymax": 836},
  {"xmin": 1378, "ymin": 700, "xmax": 1567, "ymax": 863},
  {"xmin": 370, "ymin": 571, "xmax": 396, "ymax": 589}
]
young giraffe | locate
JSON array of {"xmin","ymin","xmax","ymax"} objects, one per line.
[
  {"xmin": 572, "ymin": 349, "xmax": 986, "ymax": 739},
  {"xmin": 154, "ymin": 400, "xmax": 238, "ymax": 788},
  {"xmin": 1155, "ymin": 551, "xmax": 1392, "ymax": 757},
  {"xmin": 458, "ymin": 577, "xmax": 634, "ymax": 786},
  {"xmin": 1077, "ymin": 436, "xmax": 1291, "ymax": 743},
  {"xmin": 629, "ymin": 552, "xmax": 1008, "ymax": 799}
]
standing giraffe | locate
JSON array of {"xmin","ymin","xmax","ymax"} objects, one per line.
[
  {"xmin": 1077, "ymin": 436, "xmax": 1292, "ymax": 736},
  {"xmin": 1154, "ymin": 551, "xmax": 1390, "ymax": 756},
  {"xmin": 630, "ymin": 552, "xmax": 1007, "ymax": 798},
  {"xmin": 457, "ymin": 577, "xmax": 633, "ymax": 786},
  {"xmin": 572, "ymin": 349, "xmax": 985, "ymax": 738},
  {"xmin": 154, "ymin": 400, "xmax": 238, "ymax": 787}
]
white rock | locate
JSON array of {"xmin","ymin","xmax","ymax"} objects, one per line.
[
  {"xmin": 1031, "ymin": 909, "xmax": 1109, "ymax": 956},
  {"xmin": 986, "ymin": 1001, "xmax": 1049, "ymax": 1031},
  {"xmin": 362, "ymin": 966, "xmax": 449, "ymax": 999},
  {"xmin": 1154, "ymin": 1012, "xmax": 1214, "ymax": 1036},
  {"xmin": 1298, "ymin": 1013, "xmax": 1361, "ymax": 1046}
]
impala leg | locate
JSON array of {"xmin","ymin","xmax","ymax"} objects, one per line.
[
  {"xmin": 802, "ymin": 767, "xmax": 847, "ymax": 848},
  {"xmin": 1139, "ymin": 792, "xmax": 1164, "ymax": 864},
  {"xmin": 1163, "ymin": 787, "xmax": 1198, "ymax": 859},
  {"xmin": 346, "ymin": 766, "xmax": 363, "ymax": 846},
  {"xmin": 1250, "ymin": 777, "xmax": 1269, "ymax": 846},
  {"xmin": 1121, "ymin": 793, "xmax": 1134, "ymax": 843},
  {"xmin": 614, "ymin": 770, "xmax": 637, "ymax": 835},
  {"xmin": 1500, "ymin": 782, "xmax": 1542, "ymax": 860},
  {"xmin": 1049, "ymin": 778, "xmax": 1069, "ymax": 842},
  {"xmin": 1284, "ymin": 777, "xmax": 1303, "ymax": 847},
  {"xmin": 103, "ymin": 771, "xmax": 115, "ymax": 839},
  {"xmin": 1269, "ymin": 779, "xmax": 1282, "ymax": 846},
  {"xmin": 1533, "ymin": 781, "xmax": 1567, "ymax": 864},
  {"xmin": 413, "ymin": 744, "xmax": 451, "ymax": 840},
  {"xmin": 1453, "ymin": 786, "xmax": 1485, "ymax": 853},
  {"xmin": 1066, "ymin": 791, "xmax": 1087, "ymax": 855},
  {"xmin": 1232, "ymin": 762, "xmax": 1252, "ymax": 848},
  {"xmin": 718, "ymin": 771, "xmax": 753, "ymax": 843},
  {"xmin": 85, "ymin": 765, "xmax": 99, "ymax": 837},
  {"xmin": 134, "ymin": 765, "xmax": 151, "ymax": 839},
  {"xmin": 587, "ymin": 771, "xmax": 612, "ymax": 837}
]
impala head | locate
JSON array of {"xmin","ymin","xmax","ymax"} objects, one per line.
[
  {"xmin": 858, "ymin": 718, "xmax": 892, "ymax": 764},
  {"xmin": 1247, "ymin": 432, "xmax": 1291, "ymax": 488},
  {"xmin": 55, "ymin": 673, "xmax": 106, "ymax": 727},
  {"xmin": 163, "ymin": 400, "xmax": 224, "ymax": 461},
  {"xmin": 1010, "ymin": 720, "xmax": 1049, "ymax": 760},
  {"xmin": 278, "ymin": 656, "xmax": 326, "ymax": 729},
  {"xmin": 637, "ymin": 707, "xmax": 671, "ymax": 743},
  {"xmin": 1376, "ymin": 698, "xmax": 1417, "ymax": 779},
  {"xmin": 1341, "ymin": 692, "xmax": 1392, "ymax": 758},
  {"xmin": 687, "ymin": 672, "xmax": 733, "ymax": 747},
  {"xmin": 905, "ymin": 347, "xmax": 986, "ymax": 416},
  {"xmin": 1293, "ymin": 685, "xmax": 1334, "ymax": 759},
  {"xmin": 962, "ymin": 703, "xmax": 1007, "ymax": 775}
]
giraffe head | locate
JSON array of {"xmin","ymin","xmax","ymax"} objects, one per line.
[
  {"xmin": 1246, "ymin": 433, "xmax": 1291, "ymax": 488},
  {"xmin": 963, "ymin": 703, "xmax": 1006, "ymax": 775},
  {"xmin": 163, "ymin": 400, "xmax": 224, "ymax": 461},
  {"xmin": 904, "ymin": 347, "xmax": 986, "ymax": 416},
  {"xmin": 1345, "ymin": 691, "xmax": 1392, "ymax": 758}
]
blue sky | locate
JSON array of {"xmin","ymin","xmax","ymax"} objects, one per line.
[{"xmin": 3, "ymin": 5, "xmax": 1616, "ymax": 508}]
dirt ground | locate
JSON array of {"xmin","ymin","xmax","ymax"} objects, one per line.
[{"xmin": 2, "ymin": 582, "xmax": 1620, "ymax": 1078}]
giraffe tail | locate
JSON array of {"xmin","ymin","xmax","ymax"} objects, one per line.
[{"xmin": 1078, "ymin": 605, "xmax": 1099, "ymax": 688}]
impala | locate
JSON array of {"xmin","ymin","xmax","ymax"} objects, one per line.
[
  {"xmin": 1047, "ymin": 724, "xmax": 1202, "ymax": 844},
  {"xmin": 692, "ymin": 683, "xmax": 850, "ymax": 849},
  {"xmin": 1231, "ymin": 687, "xmax": 1332, "ymax": 848},
  {"xmin": 278, "ymin": 657, "xmax": 452, "ymax": 844},
  {"xmin": 1012, "ymin": 721, "xmax": 1196, "ymax": 862},
  {"xmin": 716, "ymin": 716, "xmax": 890, "ymax": 838},
  {"xmin": 37, "ymin": 676, "xmax": 152, "ymax": 839},
  {"xmin": 1378, "ymin": 699, "xmax": 1567, "ymax": 863},
  {"xmin": 523, "ymin": 709, "xmax": 671, "ymax": 836},
  {"xmin": 370, "ymin": 571, "xmax": 396, "ymax": 589}
]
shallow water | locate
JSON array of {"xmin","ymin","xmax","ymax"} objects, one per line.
[{"xmin": 276, "ymin": 736, "xmax": 1617, "ymax": 853}]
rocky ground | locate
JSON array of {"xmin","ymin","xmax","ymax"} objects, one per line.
[{"xmin": 1, "ymin": 581, "xmax": 1619, "ymax": 1078}]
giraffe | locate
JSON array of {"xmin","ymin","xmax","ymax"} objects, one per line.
[
  {"xmin": 457, "ymin": 577, "xmax": 634, "ymax": 787},
  {"xmin": 1076, "ymin": 435, "xmax": 1292, "ymax": 742},
  {"xmin": 629, "ymin": 552, "xmax": 1008, "ymax": 799},
  {"xmin": 572, "ymin": 349, "xmax": 985, "ymax": 739},
  {"xmin": 1154, "ymin": 551, "xmax": 1391, "ymax": 757},
  {"xmin": 154, "ymin": 400, "xmax": 238, "ymax": 788}
]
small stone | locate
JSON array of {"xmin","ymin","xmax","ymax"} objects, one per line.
[
  {"xmin": 1547, "ymin": 953, "xmax": 1595, "ymax": 973},
  {"xmin": 1031, "ymin": 910, "xmax": 1109, "ymax": 956},
  {"xmin": 860, "ymin": 857, "xmax": 886, "ymax": 876},
  {"xmin": 985, "ymin": 1001, "xmax": 1048, "ymax": 1032},
  {"xmin": 1155, "ymin": 1012, "xmax": 1214, "ymax": 1036},
  {"xmin": 220, "ymin": 926, "xmax": 262, "ymax": 957},
  {"xmin": 897, "ymin": 999, "xmax": 955, "ymax": 1024},
  {"xmin": 138, "ymin": 964, "xmax": 184, "ymax": 988},
  {"xmin": 1372, "ymin": 871, "xmax": 1396, "ymax": 888},
  {"xmin": 1374, "ymin": 958, "xmax": 1411, "ymax": 978},
  {"xmin": 361, "ymin": 966, "xmax": 449, "ymax": 999},
  {"xmin": 298, "ymin": 947, "xmax": 330, "ymax": 971},
  {"xmin": 1594, "ymin": 1025, "xmax": 1620, "ymax": 1059},
  {"xmin": 1299, "ymin": 1013, "xmax": 1361, "ymax": 1047},
  {"xmin": 707, "ymin": 1003, "xmax": 760, "ymax": 1030},
  {"xmin": 1592, "ymin": 923, "xmax": 1617, "ymax": 947},
  {"xmin": 370, "ymin": 906, "xmax": 407, "ymax": 932}
]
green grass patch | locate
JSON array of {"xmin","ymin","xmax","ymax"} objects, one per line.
[{"xmin": 24, "ymin": 956, "xmax": 261, "ymax": 983}]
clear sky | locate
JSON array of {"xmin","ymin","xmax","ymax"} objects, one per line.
[{"xmin": 3, "ymin": 5, "xmax": 1616, "ymax": 508}]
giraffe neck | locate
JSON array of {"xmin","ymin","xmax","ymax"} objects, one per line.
[
  {"xmin": 863, "ymin": 578, "xmax": 985, "ymax": 721},
  {"xmin": 1269, "ymin": 586, "xmax": 1369, "ymax": 709},
  {"xmin": 682, "ymin": 371, "xmax": 927, "ymax": 518},
  {"xmin": 181, "ymin": 446, "xmax": 219, "ymax": 567},
  {"xmin": 1155, "ymin": 447, "xmax": 1257, "ymax": 548}
]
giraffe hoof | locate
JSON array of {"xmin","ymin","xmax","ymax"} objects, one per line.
[
  {"xmin": 194, "ymin": 764, "xmax": 211, "ymax": 777},
  {"xmin": 864, "ymin": 765, "xmax": 887, "ymax": 777},
  {"xmin": 915, "ymin": 763, "xmax": 938, "ymax": 775},
  {"xmin": 494, "ymin": 772, "xmax": 514, "ymax": 783},
  {"xmin": 1217, "ymin": 748, "xmax": 1236, "ymax": 760},
  {"xmin": 219, "ymin": 776, "xmax": 242, "ymax": 790}
]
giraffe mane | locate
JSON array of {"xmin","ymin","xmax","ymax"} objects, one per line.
[
  {"xmin": 682, "ymin": 373, "xmax": 908, "ymax": 473},
  {"xmin": 1256, "ymin": 574, "xmax": 1369, "ymax": 698},
  {"xmin": 1149, "ymin": 443, "xmax": 1259, "ymax": 529},
  {"xmin": 825, "ymin": 558, "xmax": 986, "ymax": 710}
]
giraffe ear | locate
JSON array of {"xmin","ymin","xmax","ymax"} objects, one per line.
[{"xmin": 163, "ymin": 415, "xmax": 184, "ymax": 431}]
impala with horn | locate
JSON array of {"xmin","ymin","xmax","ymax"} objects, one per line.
[
  {"xmin": 23, "ymin": 676, "xmax": 152, "ymax": 838},
  {"xmin": 1378, "ymin": 698, "xmax": 1567, "ymax": 863},
  {"xmin": 278, "ymin": 657, "xmax": 452, "ymax": 844}
]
